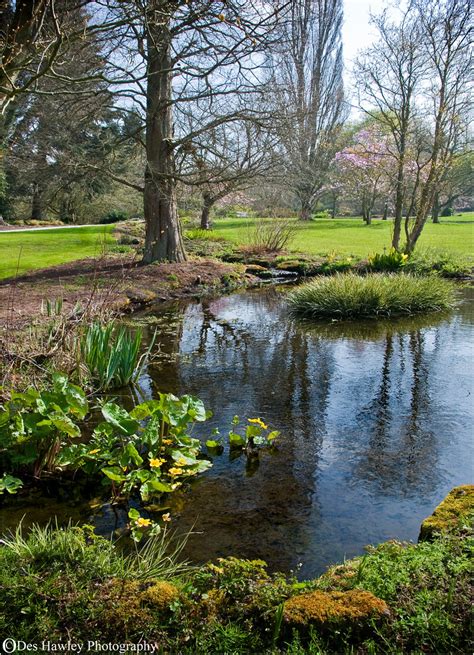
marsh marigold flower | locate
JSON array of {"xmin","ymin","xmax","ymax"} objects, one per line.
[
  {"xmin": 248, "ymin": 418, "xmax": 268, "ymax": 429},
  {"xmin": 168, "ymin": 467, "xmax": 184, "ymax": 476},
  {"xmin": 135, "ymin": 517, "xmax": 152, "ymax": 528},
  {"xmin": 150, "ymin": 458, "xmax": 166, "ymax": 467}
]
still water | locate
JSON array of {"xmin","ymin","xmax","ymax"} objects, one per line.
[
  {"xmin": 2, "ymin": 286, "xmax": 473, "ymax": 578},
  {"xmin": 134, "ymin": 285, "xmax": 474, "ymax": 577}
]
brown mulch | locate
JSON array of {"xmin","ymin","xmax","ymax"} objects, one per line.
[{"xmin": 0, "ymin": 254, "xmax": 254, "ymax": 327}]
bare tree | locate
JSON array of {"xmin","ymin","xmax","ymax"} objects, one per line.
[
  {"xmin": 355, "ymin": 6, "xmax": 426, "ymax": 249},
  {"xmin": 404, "ymin": 0, "xmax": 472, "ymax": 252},
  {"xmin": 179, "ymin": 120, "xmax": 276, "ymax": 229},
  {"xmin": 271, "ymin": 0, "xmax": 345, "ymax": 220},
  {"xmin": 93, "ymin": 0, "xmax": 288, "ymax": 263},
  {"xmin": 355, "ymin": 0, "xmax": 472, "ymax": 252}
]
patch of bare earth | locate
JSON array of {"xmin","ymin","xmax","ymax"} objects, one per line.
[{"xmin": 0, "ymin": 254, "xmax": 255, "ymax": 327}]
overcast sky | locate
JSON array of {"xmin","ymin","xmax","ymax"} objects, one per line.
[{"xmin": 342, "ymin": 0, "xmax": 386, "ymax": 67}]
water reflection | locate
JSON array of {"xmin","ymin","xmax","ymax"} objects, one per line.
[
  {"xmin": 1, "ymin": 287, "xmax": 471, "ymax": 578},
  {"xmin": 133, "ymin": 286, "xmax": 473, "ymax": 576}
]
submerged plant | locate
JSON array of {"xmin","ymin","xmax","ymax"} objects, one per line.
[
  {"xmin": 288, "ymin": 273, "xmax": 455, "ymax": 319},
  {"xmin": 79, "ymin": 321, "xmax": 155, "ymax": 390}
]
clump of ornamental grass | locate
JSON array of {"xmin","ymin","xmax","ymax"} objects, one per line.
[
  {"xmin": 287, "ymin": 273, "xmax": 455, "ymax": 320},
  {"xmin": 79, "ymin": 321, "xmax": 155, "ymax": 390}
]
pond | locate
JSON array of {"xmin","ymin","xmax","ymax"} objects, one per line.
[{"xmin": 1, "ymin": 285, "xmax": 473, "ymax": 579}]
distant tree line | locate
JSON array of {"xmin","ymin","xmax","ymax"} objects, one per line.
[{"xmin": 0, "ymin": 0, "xmax": 471, "ymax": 257}]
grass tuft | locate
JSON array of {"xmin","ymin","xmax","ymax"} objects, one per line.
[{"xmin": 287, "ymin": 273, "xmax": 455, "ymax": 319}]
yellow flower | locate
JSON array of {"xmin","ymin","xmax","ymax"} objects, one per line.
[
  {"xmin": 150, "ymin": 458, "xmax": 166, "ymax": 468},
  {"xmin": 175, "ymin": 457, "xmax": 188, "ymax": 467},
  {"xmin": 248, "ymin": 417, "xmax": 268, "ymax": 429},
  {"xmin": 162, "ymin": 439, "xmax": 173, "ymax": 445},
  {"xmin": 401, "ymin": 253, "xmax": 409, "ymax": 261},
  {"xmin": 162, "ymin": 513, "xmax": 171, "ymax": 522},
  {"xmin": 168, "ymin": 467, "xmax": 184, "ymax": 476},
  {"xmin": 88, "ymin": 448, "xmax": 100, "ymax": 455},
  {"xmin": 135, "ymin": 517, "xmax": 151, "ymax": 528}
]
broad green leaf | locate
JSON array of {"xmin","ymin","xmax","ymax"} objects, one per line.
[
  {"xmin": 267, "ymin": 430, "xmax": 280, "ymax": 442},
  {"xmin": 206, "ymin": 439, "xmax": 222, "ymax": 449},
  {"xmin": 229, "ymin": 431, "xmax": 246, "ymax": 447},
  {"xmin": 102, "ymin": 466, "xmax": 127, "ymax": 482},
  {"xmin": 102, "ymin": 403, "xmax": 139, "ymax": 435}
]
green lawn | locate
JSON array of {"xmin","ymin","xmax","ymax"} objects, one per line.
[
  {"xmin": 0, "ymin": 226, "xmax": 115, "ymax": 280},
  {"xmin": 212, "ymin": 213, "xmax": 474, "ymax": 258},
  {"xmin": 0, "ymin": 214, "xmax": 472, "ymax": 281}
]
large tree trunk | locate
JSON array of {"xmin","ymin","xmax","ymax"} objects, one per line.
[
  {"xmin": 200, "ymin": 194, "xmax": 214, "ymax": 230},
  {"xmin": 299, "ymin": 196, "xmax": 312, "ymax": 221},
  {"xmin": 142, "ymin": 4, "xmax": 186, "ymax": 264},
  {"xmin": 31, "ymin": 181, "xmax": 43, "ymax": 220},
  {"xmin": 432, "ymin": 192, "xmax": 440, "ymax": 224}
]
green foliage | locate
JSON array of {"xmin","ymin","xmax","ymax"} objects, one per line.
[
  {"xmin": 312, "ymin": 210, "xmax": 331, "ymax": 220},
  {"xmin": 404, "ymin": 248, "xmax": 472, "ymax": 278},
  {"xmin": 288, "ymin": 273, "xmax": 455, "ymax": 319},
  {"xmin": 100, "ymin": 209, "xmax": 128, "ymax": 224},
  {"xmin": 0, "ymin": 522, "xmax": 471, "ymax": 653},
  {"xmin": 79, "ymin": 321, "xmax": 154, "ymax": 390},
  {"xmin": 185, "ymin": 228, "xmax": 226, "ymax": 242},
  {"xmin": 313, "ymin": 252, "xmax": 355, "ymax": 275},
  {"xmin": 0, "ymin": 473, "xmax": 23, "ymax": 494},
  {"xmin": 368, "ymin": 248, "xmax": 408, "ymax": 272},
  {"xmin": 318, "ymin": 536, "xmax": 473, "ymax": 653},
  {"xmin": 0, "ymin": 372, "xmax": 88, "ymax": 479},
  {"xmin": 225, "ymin": 415, "xmax": 280, "ymax": 452},
  {"xmin": 59, "ymin": 393, "xmax": 212, "ymax": 536}
]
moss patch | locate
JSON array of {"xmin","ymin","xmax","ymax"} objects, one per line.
[
  {"xmin": 283, "ymin": 589, "xmax": 389, "ymax": 631},
  {"xmin": 419, "ymin": 484, "xmax": 474, "ymax": 541}
]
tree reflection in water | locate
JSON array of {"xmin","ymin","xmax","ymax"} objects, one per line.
[{"xmin": 132, "ymin": 287, "xmax": 473, "ymax": 576}]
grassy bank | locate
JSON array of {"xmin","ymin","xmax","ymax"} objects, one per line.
[
  {"xmin": 1, "ymin": 215, "xmax": 472, "ymax": 281},
  {"xmin": 0, "ymin": 226, "xmax": 115, "ymax": 279},
  {"xmin": 0, "ymin": 513, "xmax": 471, "ymax": 654},
  {"xmin": 288, "ymin": 273, "xmax": 455, "ymax": 319},
  {"xmin": 212, "ymin": 214, "xmax": 474, "ymax": 258}
]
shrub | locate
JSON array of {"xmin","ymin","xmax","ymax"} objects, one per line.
[
  {"xmin": 246, "ymin": 218, "xmax": 297, "ymax": 253},
  {"xmin": 287, "ymin": 273, "xmax": 455, "ymax": 319},
  {"xmin": 184, "ymin": 228, "xmax": 226, "ymax": 242},
  {"xmin": 312, "ymin": 210, "xmax": 331, "ymax": 220},
  {"xmin": 404, "ymin": 248, "xmax": 472, "ymax": 278},
  {"xmin": 368, "ymin": 248, "xmax": 408, "ymax": 272},
  {"xmin": 100, "ymin": 209, "xmax": 128, "ymax": 224}
]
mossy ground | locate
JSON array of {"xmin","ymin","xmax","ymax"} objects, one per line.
[
  {"xmin": 419, "ymin": 484, "xmax": 474, "ymax": 541},
  {"xmin": 0, "ymin": 511, "xmax": 471, "ymax": 654}
]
